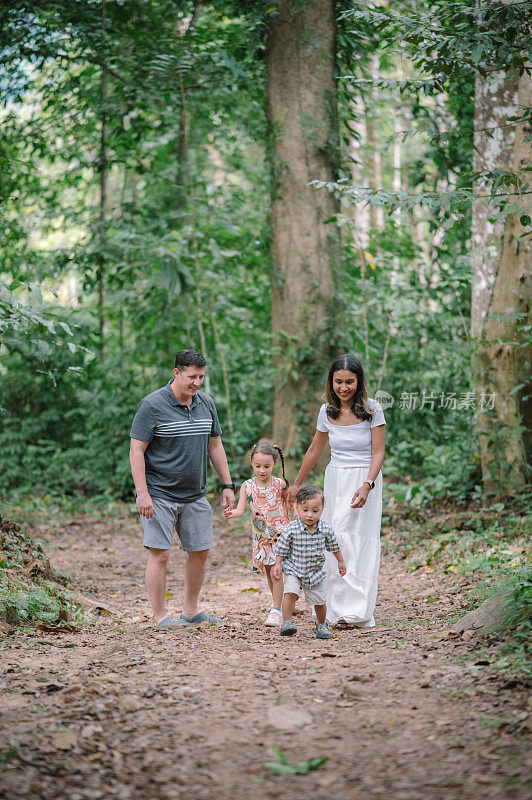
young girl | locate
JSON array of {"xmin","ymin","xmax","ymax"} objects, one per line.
[{"xmin": 225, "ymin": 442, "xmax": 290, "ymax": 626}]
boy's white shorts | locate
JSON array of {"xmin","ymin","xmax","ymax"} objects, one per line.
[{"xmin": 283, "ymin": 574, "xmax": 326, "ymax": 606}]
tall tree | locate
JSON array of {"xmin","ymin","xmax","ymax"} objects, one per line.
[
  {"xmin": 98, "ymin": 0, "xmax": 109, "ymax": 354},
  {"xmin": 470, "ymin": 0, "xmax": 532, "ymax": 490},
  {"xmin": 472, "ymin": 66, "xmax": 531, "ymax": 489},
  {"xmin": 267, "ymin": 0, "xmax": 342, "ymax": 455}
]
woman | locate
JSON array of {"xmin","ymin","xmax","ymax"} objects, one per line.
[{"xmin": 289, "ymin": 354, "xmax": 386, "ymax": 628}]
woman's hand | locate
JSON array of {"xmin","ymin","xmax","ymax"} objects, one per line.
[
  {"xmin": 350, "ymin": 483, "xmax": 370, "ymax": 509},
  {"xmin": 288, "ymin": 482, "xmax": 301, "ymax": 510}
]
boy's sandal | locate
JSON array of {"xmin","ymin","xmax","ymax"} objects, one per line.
[
  {"xmin": 279, "ymin": 620, "xmax": 297, "ymax": 636},
  {"xmin": 314, "ymin": 621, "xmax": 332, "ymax": 639}
]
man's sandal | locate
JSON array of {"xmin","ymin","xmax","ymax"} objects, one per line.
[
  {"xmin": 178, "ymin": 611, "xmax": 222, "ymax": 627},
  {"xmin": 154, "ymin": 616, "xmax": 182, "ymax": 629}
]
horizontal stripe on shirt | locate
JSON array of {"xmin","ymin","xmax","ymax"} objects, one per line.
[
  {"xmin": 156, "ymin": 419, "xmax": 212, "ymax": 429},
  {"xmin": 156, "ymin": 424, "xmax": 213, "ymax": 431},
  {"xmin": 155, "ymin": 426, "xmax": 213, "ymax": 434},
  {"xmin": 155, "ymin": 432, "xmax": 214, "ymax": 439}
]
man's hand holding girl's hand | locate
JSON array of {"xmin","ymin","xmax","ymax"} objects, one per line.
[
  {"xmin": 272, "ymin": 563, "xmax": 282, "ymax": 581},
  {"xmin": 222, "ymin": 488, "xmax": 235, "ymax": 513}
]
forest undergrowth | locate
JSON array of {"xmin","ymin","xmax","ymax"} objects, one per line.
[
  {"xmin": 0, "ymin": 513, "xmax": 88, "ymax": 631},
  {"xmin": 381, "ymin": 495, "xmax": 532, "ymax": 678}
]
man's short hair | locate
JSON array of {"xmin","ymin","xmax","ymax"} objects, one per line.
[
  {"xmin": 296, "ymin": 485, "xmax": 325, "ymax": 505},
  {"xmin": 175, "ymin": 349, "xmax": 207, "ymax": 371}
]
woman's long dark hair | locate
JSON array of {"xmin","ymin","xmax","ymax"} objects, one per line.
[{"xmin": 325, "ymin": 354, "xmax": 373, "ymax": 421}]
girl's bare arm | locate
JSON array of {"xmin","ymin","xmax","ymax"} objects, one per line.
[{"xmin": 225, "ymin": 484, "xmax": 247, "ymax": 518}]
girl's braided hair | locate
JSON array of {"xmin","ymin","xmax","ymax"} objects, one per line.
[{"xmin": 250, "ymin": 441, "xmax": 289, "ymax": 488}]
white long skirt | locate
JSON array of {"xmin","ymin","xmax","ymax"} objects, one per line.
[{"xmin": 322, "ymin": 465, "xmax": 382, "ymax": 627}]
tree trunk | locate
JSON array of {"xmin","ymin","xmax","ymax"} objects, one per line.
[
  {"xmin": 472, "ymin": 67, "xmax": 531, "ymax": 489},
  {"xmin": 471, "ymin": 74, "xmax": 518, "ymax": 338},
  {"xmin": 179, "ymin": 66, "xmax": 211, "ymax": 395},
  {"xmin": 98, "ymin": 0, "xmax": 108, "ymax": 356},
  {"xmin": 267, "ymin": 0, "xmax": 341, "ymax": 456},
  {"xmin": 365, "ymin": 54, "xmax": 384, "ymax": 231},
  {"xmin": 348, "ymin": 97, "xmax": 370, "ymax": 250}
]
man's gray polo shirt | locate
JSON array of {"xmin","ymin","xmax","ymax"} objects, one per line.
[{"xmin": 130, "ymin": 382, "xmax": 222, "ymax": 502}]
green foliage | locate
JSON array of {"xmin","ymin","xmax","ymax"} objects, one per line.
[
  {"xmin": 461, "ymin": 567, "xmax": 532, "ymax": 679},
  {"xmin": 502, "ymin": 570, "xmax": 532, "ymax": 637},
  {"xmin": 1, "ymin": 1, "xmax": 273, "ymax": 495},
  {"xmin": 1, "ymin": 584, "xmax": 65, "ymax": 626},
  {"xmin": 0, "ymin": 280, "xmax": 83, "ymax": 356},
  {"xmin": 496, "ymin": 570, "xmax": 532, "ymax": 678},
  {"xmin": 0, "ymin": 0, "xmax": 528, "ymax": 505},
  {"xmin": 0, "ymin": 513, "xmax": 87, "ymax": 628},
  {"xmin": 340, "ymin": 1, "xmax": 531, "ymax": 82},
  {"xmin": 264, "ymin": 746, "xmax": 328, "ymax": 775},
  {"xmin": 383, "ymin": 504, "xmax": 531, "ymax": 581}
]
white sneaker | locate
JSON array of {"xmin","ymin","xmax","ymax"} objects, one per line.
[{"xmin": 265, "ymin": 608, "xmax": 283, "ymax": 627}]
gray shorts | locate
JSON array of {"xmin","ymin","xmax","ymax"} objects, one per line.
[
  {"xmin": 283, "ymin": 574, "xmax": 326, "ymax": 606},
  {"xmin": 141, "ymin": 495, "xmax": 213, "ymax": 551}
]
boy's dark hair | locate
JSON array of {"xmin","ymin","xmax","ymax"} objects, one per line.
[
  {"xmin": 175, "ymin": 349, "xmax": 207, "ymax": 371},
  {"xmin": 296, "ymin": 485, "xmax": 324, "ymax": 505}
]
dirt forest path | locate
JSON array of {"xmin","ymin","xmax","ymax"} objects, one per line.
[{"xmin": 1, "ymin": 506, "xmax": 529, "ymax": 800}]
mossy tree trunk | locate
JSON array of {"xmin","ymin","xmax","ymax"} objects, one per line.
[{"xmin": 266, "ymin": 0, "xmax": 342, "ymax": 456}]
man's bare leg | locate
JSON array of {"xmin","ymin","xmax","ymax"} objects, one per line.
[
  {"xmin": 182, "ymin": 548, "xmax": 210, "ymax": 618},
  {"xmin": 146, "ymin": 548, "xmax": 170, "ymax": 623}
]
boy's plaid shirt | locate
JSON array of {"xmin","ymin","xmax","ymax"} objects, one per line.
[{"xmin": 275, "ymin": 517, "xmax": 340, "ymax": 588}]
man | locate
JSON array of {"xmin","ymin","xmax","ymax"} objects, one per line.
[{"xmin": 129, "ymin": 349, "xmax": 235, "ymax": 628}]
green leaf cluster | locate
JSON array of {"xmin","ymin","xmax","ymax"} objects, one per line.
[{"xmin": 264, "ymin": 745, "xmax": 328, "ymax": 775}]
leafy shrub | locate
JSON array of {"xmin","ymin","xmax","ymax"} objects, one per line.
[
  {"xmin": 0, "ymin": 514, "xmax": 87, "ymax": 628},
  {"xmin": 500, "ymin": 569, "xmax": 532, "ymax": 641},
  {"xmin": 0, "ymin": 584, "xmax": 64, "ymax": 626}
]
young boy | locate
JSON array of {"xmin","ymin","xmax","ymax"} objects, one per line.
[{"xmin": 271, "ymin": 485, "xmax": 346, "ymax": 639}]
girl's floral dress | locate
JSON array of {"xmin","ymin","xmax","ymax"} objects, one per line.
[{"xmin": 244, "ymin": 477, "xmax": 290, "ymax": 572}]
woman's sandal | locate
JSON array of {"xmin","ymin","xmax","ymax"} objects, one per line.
[{"xmin": 334, "ymin": 617, "xmax": 356, "ymax": 629}]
